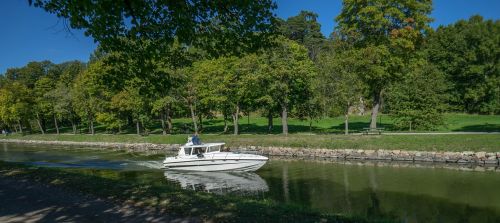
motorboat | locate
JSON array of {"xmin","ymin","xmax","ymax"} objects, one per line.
[
  {"xmin": 164, "ymin": 171, "xmax": 269, "ymax": 195},
  {"xmin": 162, "ymin": 136, "xmax": 268, "ymax": 172}
]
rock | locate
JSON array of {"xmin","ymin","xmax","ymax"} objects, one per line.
[{"xmin": 475, "ymin": 152, "xmax": 487, "ymax": 160}]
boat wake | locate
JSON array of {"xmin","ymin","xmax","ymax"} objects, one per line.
[{"xmin": 133, "ymin": 160, "xmax": 164, "ymax": 169}]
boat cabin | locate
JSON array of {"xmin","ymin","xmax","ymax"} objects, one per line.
[{"xmin": 178, "ymin": 143, "xmax": 225, "ymax": 157}]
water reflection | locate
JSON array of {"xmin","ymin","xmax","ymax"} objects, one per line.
[
  {"xmin": 259, "ymin": 160, "xmax": 500, "ymax": 223},
  {"xmin": 164, "ymin": 171, "xmax": 269, "ymax": 195}
]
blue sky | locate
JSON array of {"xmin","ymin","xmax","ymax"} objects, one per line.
[{"xmin": 1, "ymin": 0, "xmax": 500, "ymax": 74}]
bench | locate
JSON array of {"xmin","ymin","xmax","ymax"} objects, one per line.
[{"xmin": 362, "ymin": 128, "xmax": 385, "ymax": 135}]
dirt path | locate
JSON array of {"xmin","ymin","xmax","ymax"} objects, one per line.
[{"xmin": 0, "ymin": 176, "xmax": 199, "ymax": 223}]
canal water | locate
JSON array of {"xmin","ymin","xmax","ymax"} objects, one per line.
[{"xmin": 1, "ymin": 143, "xmax": 500, "ymax": 222}]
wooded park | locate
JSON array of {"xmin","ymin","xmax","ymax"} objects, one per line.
[{"xmin": 1, "ymin": 0, "xmax": 499, "ymax": 136}]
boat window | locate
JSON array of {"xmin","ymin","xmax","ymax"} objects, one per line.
[
  {"xmin": 192, "ymin": 147, "xmax": 206, "ymax": 155},
  {"xmin": 183, "ymin": 147, "xmax": 192, "ymax": 155},
  {"xmin": 207, "ymin": 145, "xmax": 220, "ymax": 153}
]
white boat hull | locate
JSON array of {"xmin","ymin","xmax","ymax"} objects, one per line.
[{"xmin": 163, "ymin": 152, "xmax": 268, "ymax": 172}]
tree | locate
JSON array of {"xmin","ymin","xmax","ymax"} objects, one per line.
[
  {"xmin": 111, "ymin": 83, "xmax": 148, "ymax": 135},
  {"xmin": 260, "ymin": 37, "xmax": 316, "ymax": 135},
  {"xmin": 317, "ymin": 46, "xmax": 366, "ymax": 134},
  {"xmin": 57, "ymin": 61, "xmax": 85, "ymax": 134},
  {"xmin": 385, "ymin": 60, "xmax": 448, "ymax": 130},
  {"xmin": 193, "ymin": 55, "xmax": 259, "ymax": 135},
  {"xmin": 279, "ymin": 10, "xmax": 326, "ymax": 60},
  {"xmin": 4, "ymin": 61, "xmax": 53, "ymax": 88},
  {"xmin": 426, "ymin": 15, "xmax": 500, "ymax": 114},
  {"xmin": 0, "ymin": 82, "xmax": 32, "ymax": 133},
  {"xmin": 33, "ymin": 76, "xmax": 55, "ymax": 134},
  {"xmin": 46, "ymin": 84, "xmax": 74, "ymax": 134},
  {"xmin": 335, "ymin": 0, "xmax": 433, "ymax": 129},
  {"xmin": 72, "ymin": 61, "xmax": 110, "ymax": 135},
  {"xmin": 178, "ymin": 67, "xmax": 200, "ymax": 134}
]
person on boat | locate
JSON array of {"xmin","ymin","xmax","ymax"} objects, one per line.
[{"xmin": 192, "ymin": 134, "xmax": 201, "ymax": 145}]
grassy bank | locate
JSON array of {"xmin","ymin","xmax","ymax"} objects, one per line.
[
  {"xmin": 2, "ymin": 133, "xmax": 500, "ymax": 152},
  {"xmin": 0, "ymin": 161, "xmax": 375, "ymax": 223},
  {"xmin": 18, "ymin": 113, "xmax": 500, "ymax": 135}
]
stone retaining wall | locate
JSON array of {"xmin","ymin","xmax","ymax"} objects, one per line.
[
  {"xmin": 1, "ymin": 139, "xmax": 499, "ymax": 165},
  {"xmin": 234, "ymin": 146, "xmax": 500, "ymax": 165},
  {"xmin": 0, "ymin": 139, "xmax": 180, "ymax": 154}
]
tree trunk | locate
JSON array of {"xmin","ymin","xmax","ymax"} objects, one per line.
[
  {"xmin": 223, "ymin": 113, "xmax": 228, "ymax": 133},
  {"xmin": 36, "ymin": 113, "xmax": 45, "ymax": 134},
  {"xmin": 281, "ymin": 104, "xmax": 288, "ymax": 135},
  {"xmin": 160, "ymin": 110, "xmax": 167, "ymax": 135},
  {"xmin": 70, "ymin": 115, "xmax": 76, "ymax": 135},
  {"xmin": 345, "ymin": 102, "xmax": 350, "ymax": 135},
  {"xmin": 166, "ymin": 107, "xmax": 172, "ymax": 134},
  {"xmin": 232, "ymin": 104, "xmax": 240, "ymax": 135},
  {"xmin": 13, "ymin": 124, "xmax": 18, "ymax": 133},
  {"xmin": 90, "ymin": 120, "xmax": 95, "ymax": 135},
  {"xmin": 345, "ymin": 113, "xmax": 349, "ymax": 135},
  {"xmin": 189, "ymin": 103, "xmax": 198, "ymax": 134},
  {"xmin": 309, "ymin": 117, "xmax": 312, "ymax": 132},
  {"xmin": 136, "ymin": 120, "xmax": 140, "ymax": 135},
  {"xmin": 28, "ymin": 121, "xmax": 33, "ymax": 134},
  {"xmin": 370, "ymin": 91, "xmax": 382, "ymax": 129},
  {"xmin": 18, "ymin": 120, "xmax": 23, "ymax": 134},
  {"xmin": 267, "ymin": 110, "xmax": 273, "ymax": 133},
  {"xmin": 198, "ymin": 113, "xmax": 203, "ymax": 132},
  {"xmin": 53, "ymin": 114, "xmax": 59, "ymax": 135}
]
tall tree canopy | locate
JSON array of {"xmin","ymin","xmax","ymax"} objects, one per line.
[
  {"xmin": 426, "ymin": 15, "xmax": 500, "ymax": 114},
  {"xmin": 259, "ymin": 37, "xmax": 316, "ymax": 135},
  {"xmin": 335, "ymin": 0, "xmax": 433, "ymax": 128},
  {"xmin": 279, "ymin": 10, "xmax": 325, "ymax": 60},
  {"xmin": 33, "ymin": 0, "xmax": 277, "ymax": 56}
]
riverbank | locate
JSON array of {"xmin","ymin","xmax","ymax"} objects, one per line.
[
  {"xmin": 1, "ymin": 133, "xmax": 500, "ymax": 151},
  {"xmin": 2, "ymin": 133, "xmax": 500, "ymax": 165},
  {"xmin": 0, "ymin": 161, "xmax": 365, "ymax": 223}
]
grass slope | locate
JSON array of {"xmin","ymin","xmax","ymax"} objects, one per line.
[{"xmin": 2, "ymin": 133, "xmax": 499, "ymax": 152}]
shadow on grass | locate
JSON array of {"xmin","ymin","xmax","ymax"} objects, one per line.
[
  {"xmin": 327, "ymin": 122, "xmax": 396, "ymax": 133},
  {"xmin": 453, "ymin": 124, "xmax": 500, "ymax": 132}
]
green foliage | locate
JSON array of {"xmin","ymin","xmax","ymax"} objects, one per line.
[
  {"xmin": 259, "ymin": 37, "xmax": 316, "ymax": 133},
  {"xmin": 111, "ymin": 84, "xmax": 147, "ymax": 122},
  {"xmin": 317, "ymin": 45, "xmax": 366, "ymax": 116},
  {"xmin": 386, "ymin": 61, "xmax": 448, "ymax": 130},
  {"xmin": 426, "ymin": 15, "xmax": 500, "ymax": 114},
  {"xmin": 260, "ymin": 37, "xmax": 316, "ymax": 109},
  {"xmin": 335, "ymin": 0, "xmax": 433, "ymax": 128},
  {"xmin": 33, "ymin": 0, "xmax": 277, "ymax": 57},
  {"xmin": 279, "ymin": 11, "xmax": 326, "ymax": 60},
  {"xmin": 0, "ymin": 82, "xmax": 31, "ymax": 126},
  {"xmin": 335, "ymin": 0, "xmax": 433, "ymax": 48},
  {"xmin": 96, "ymin": 112, "xmax": 124, "ymax": 133},
  {"xmin": 71, "ymin": 60, "xmax": 110, "ymax": 134}
]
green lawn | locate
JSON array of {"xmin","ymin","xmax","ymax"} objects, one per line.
[
  {"xmin": 2, "ymin": 133, "xmax": 500, "ymax": 152},
  {"xmin": 3, "ymin": 113, "xmax": 499, "ymax": 152},
  {"xmin": 34, "ymin": 113, "xmax": 500, "ymax": 135}
]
